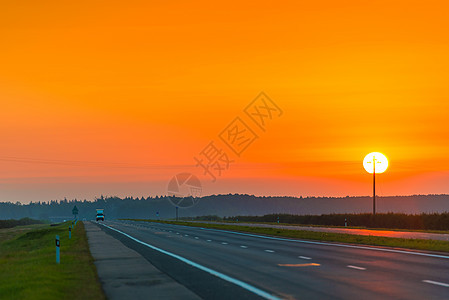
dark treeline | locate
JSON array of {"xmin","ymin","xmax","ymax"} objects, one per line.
[
  {"xmin": 0, "ymin": 195, "xmax": 174, "ymax": 222},
  {"xmin": 0, "ymin": 218, "xmax": 44, "ymax": 229},
  {"xmin": 1, "ymin": 194, "xmax": 449, "ymax": 221},
  {"xmin": 224, "ymin": 213, "xmax": 449, "ymax": 231}
]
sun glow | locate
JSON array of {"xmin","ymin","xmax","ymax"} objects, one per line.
[{"xmin": 363, "ymin": 152, "xmax": 389, "ymax": 174}]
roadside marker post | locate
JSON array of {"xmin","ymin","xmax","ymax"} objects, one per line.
[
  {"xmin": 56, "ymin": 235, "xmax": 60, "ymax": 264},
  {"xmin": 69, "ymin": 226, "xmax": 71, "ymax": 239}
]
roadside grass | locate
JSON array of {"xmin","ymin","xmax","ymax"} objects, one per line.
[
  {"xmin": 0, "ymin": 218, "xmax": 46, "ymax": 230},
  {"xmin": 185, "ymin": 220, "xmax": 449, "ymax": 234},
  {"xmin": 0, "ymin": 224, "xmax": 48, "ymax": 244},
  {"xmin": 125, "ymin": 219, "xmax": 449, "ymax": 253},
  {"xmin": 0, "ymin": 222, "xmax": 105, "ymax": 300}
]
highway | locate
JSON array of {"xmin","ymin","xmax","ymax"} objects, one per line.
[{"xmin": 96, "ymin": 220, "xmax": 449, "ymax": 300}]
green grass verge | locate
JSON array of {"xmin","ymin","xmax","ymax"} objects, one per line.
[
  {"xmin": 0, "ymin": 224, "xmax": 49, "ymax": 244},
  {"xmin": 183, "ymin": 220, "xmax": 449, "ymax": 234},
  {"xmin": 0, "ymin": 218, "xmax": 46, "ymax": 230},
  {"xmin": 125, "ymin": 219, "xmax": 449, "ymax": 253},
  {"xmin": 0, "ymin": 222, "xmax": 105, "ymax": 300}
]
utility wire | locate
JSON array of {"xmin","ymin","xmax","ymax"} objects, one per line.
[{"xmin": 0, "ymin": 156, "xmax": 191, "ymax": 170}]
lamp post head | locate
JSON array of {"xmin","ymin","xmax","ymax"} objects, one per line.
[{"xmin": 363, "ymin": 152, "xmax": 388, "ymax": 174}]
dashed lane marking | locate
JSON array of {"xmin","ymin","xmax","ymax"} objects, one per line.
[
  {"xmin": 422, "ymin": 280, "xmax": 449, "ymax": 288},
  {"xmin": 347, "ymin": 265, "xmax": 366, "ymax": 270}
]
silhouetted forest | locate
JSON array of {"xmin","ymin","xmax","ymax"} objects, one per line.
[
  {"xmin": 1, "ymin": 194, "xmax": 449, "ymax": 222},
  {"xmin": 223, "ymin": 213, "xmax": 449, "ymax": 231}
]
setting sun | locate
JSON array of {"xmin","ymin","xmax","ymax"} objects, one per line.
[{"xmin": 363, "ymin": 152, "xmax": 389, "ymax": 174}]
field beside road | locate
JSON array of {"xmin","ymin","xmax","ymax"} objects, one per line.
[
  {"xmin": 127, "ymin": 219, "xmax": 449, "ymax": 253},
  {"xmin": 0, "ymin": 218, "xmax": 45, "ymax": 229},
  {"xmin": 0, "ymin": 222, "xmax": 104, "ymax": 300}
]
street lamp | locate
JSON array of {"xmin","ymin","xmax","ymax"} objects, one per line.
[{"xmin": 363, "ymin": 152, "xmax": 388, "ymax": 215}]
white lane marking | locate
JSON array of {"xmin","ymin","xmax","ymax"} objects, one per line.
[
  {"xmin": 422, "ymin": 280, "xmax": 449, "ymax": 287},
  {"xmin": 221, "ymin": 242, "xmax": 229, "ymax": 245},
  {"xmin": 347, "ymin": 265, "xmax": 366, "ymax": 271},
  {"xmin": 184, "ymin": 234, "xmax": 189, "ymax": 237},
  {"xmin": 176, "ymin": 232, "xmax": 180, "ymax": 235},
  {"xmin": 192, "ymin": 226, "xmax": 449, "ymax": 260},
  {"xmin": 240, "ymin": 246, "xmax": 248, "ymax": 249},
  {"xmin": 195, "ymin": 237, "xmax": 199, "ymax": 239},
  {"xmin": 264, "ymin": 250, "xmax": 275, "ymax": 253},
  {"xmin": 99, "ymin": 223, "xmax": 281, "ymax": 300},
  {"xmin": 298, "ymin": 256, "xmax": 312, "ymax": 260},
  {"xmin": 206, "ymin": 240, "xmax": 212, "ymax": 242}
]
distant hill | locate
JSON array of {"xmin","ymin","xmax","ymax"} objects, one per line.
[{"xmin": 1, "ymin": 194, "xmax": 448, "ymax": 220}]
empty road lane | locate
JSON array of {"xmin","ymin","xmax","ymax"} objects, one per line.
[{"xmin": 95, "ymin": 220, "xmax": 449, "ymax": 300}]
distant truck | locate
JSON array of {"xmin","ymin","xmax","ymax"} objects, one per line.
[{"xmin": 96, "ymin": 209, "xmax": 105, "ymax": 221}]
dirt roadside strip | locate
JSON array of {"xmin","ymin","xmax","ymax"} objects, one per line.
[
  {"xmin": 84, "ymin": 221, "xmax": 200, "ymax": 300},
  {"xmin": 186, "ymin": 221, "xmax": 449, "ymax": 241}
]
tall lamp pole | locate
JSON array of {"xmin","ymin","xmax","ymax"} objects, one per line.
[
  {"xmin": 364, "ymin": 152, "xmax": 388, "ymax": 216},
  {"xmin": 373, "ymin": 156, "xmax": 376, "ymax": 215}
]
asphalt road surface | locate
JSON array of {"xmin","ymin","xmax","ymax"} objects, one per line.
[{"xmin": 96, "ymin": 220, "xmax": 449, "ymax": 300}]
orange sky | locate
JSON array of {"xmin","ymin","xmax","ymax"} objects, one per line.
[{"xmin": 1, "ymin": 1, "xmax": 449, "ymax": 203}]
